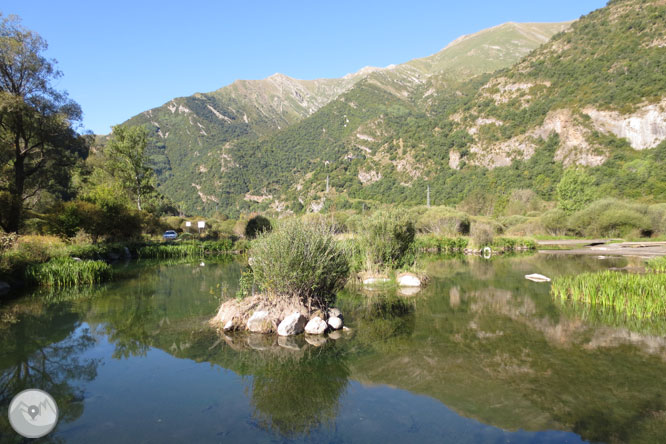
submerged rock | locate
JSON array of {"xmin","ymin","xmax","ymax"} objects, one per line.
[
  {"xmin": 328, "ymin": 330, "xmax": 342, "ymax": 340},
  {"xmin": 305, "ymin": 335, "xmax": 328, "ymax": 347},
  {"xmin": 328, "ymin": 316, "xmax": 343, "ymax": 330},
  {"xmin": 277, "ymin": 312, "xmax": 307, "ymax": 336},
  {"xmin": 397, "ymin": 273, "xmax": 421, "ymax": 287},
  {"xmin": 399, "ymin": 287, "xmax": 421, "ymax": 297},
  {"xmin": 0, "ymin": 281, "xmax": 10, "ymax": 295},
  {"xmin": 305, "ymin": 317, "xmax": 327, "ymax": 335},
  {"xmin": 278, "ymin": 335, "xmax": 304, "ymax": 351},
  {"xmin": 246, "ymin": 333, "xmax": 274, "ymax": 350},
  {"xmin": 247, "ymin": 311, "xmax": 273, "ymax": 333}
]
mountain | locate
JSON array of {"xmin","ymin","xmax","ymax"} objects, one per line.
[
  {"xmin": 114, "ymin": 21, "xmax": 570, "ymax": 215},
  {"xmin": 230, "ymin": 0, "xmax": 666, "ymax": 216}
]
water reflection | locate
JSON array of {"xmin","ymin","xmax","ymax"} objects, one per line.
[
  {"xmin": 0, "ymin": 303, "xmax": 100, "ymax": 443},
  {"xmin": 1, "ymin": 256, "xmax": 665, "ymax": 443},
  {"xmin": 249, "ymin": 343, "xmax": 349, "ymax": 437}
]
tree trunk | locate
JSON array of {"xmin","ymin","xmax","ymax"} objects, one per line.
[{"xmin": 6, "ymin": 152, "xmax": 25, "ymax": 233}]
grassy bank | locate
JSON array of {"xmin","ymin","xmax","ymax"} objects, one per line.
[{"xmin": 552, "ymin": 271, "xmax": 666, "ymax": 319}]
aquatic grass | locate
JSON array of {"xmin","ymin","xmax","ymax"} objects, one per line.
[
  {"xmin": 26, "ymin": 257, "xmax": 112, "ymax": 287},
  {"xmin": 646, "ymin": 256, "xmax": 666, "ymax": 273},
  {"xmin": 558, "ymin": 297, "xmax": 666, "ymax": 336},
  {"xmin": 413, "ymin": 235, "xmax": 468, "ymax": 253},
  {"xmin": 492, "ymin": 237, "xmax": 536, "ymax": 252},
  {"xmin": 552, "ymin": 271, "xmax": 666, "ymax": 319},
  {"xmin": 137, "ymin": 240, "xmax": 233, "ymax": 259}
]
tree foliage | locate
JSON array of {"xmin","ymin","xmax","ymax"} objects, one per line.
[
  {"xmin": 0, "ymin": 14, "xmax": 88, "ymax": 232},
  {"xmin": 105, "ymin": 125, "xmax": 154, "ymax": 211}
]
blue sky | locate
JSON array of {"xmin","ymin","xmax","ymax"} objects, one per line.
[{"xmin": 3, "ymin": 0, "xmax": 607, "ymax": 134}]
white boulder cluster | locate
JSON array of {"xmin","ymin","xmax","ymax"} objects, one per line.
[
  {"xmin": 279, "ymin": 308, "xmax": 345, "ymax": 337},
  {"xmin": 212, "ymin": 294, "xmax": 346, "ymax": 339}
]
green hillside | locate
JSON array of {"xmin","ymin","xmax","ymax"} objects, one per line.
[
  {"xmin": 230, "ymin": 0, "xmax": 666, "ymax": 217},
  {"xmin": 120, "ymin": 21, "xmax": 567, "ymax": 215}
]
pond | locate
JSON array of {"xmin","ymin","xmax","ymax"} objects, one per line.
[{"xmin": 1, "ymin": 254, "xmax": 665, "ymax": 443}]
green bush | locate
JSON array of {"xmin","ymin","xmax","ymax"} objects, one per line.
[
  {"xmin": 360, "ymin": 210, "xmax": 416, "ymax": 272},
  {"xmin": 415, "ymin": 206, "xmax": 470, "ymax": 236},
  {"xmin": 249, "ymin": 219, "xmax": 350, "ymax": 309},
  {"xmin": 245, "ymin": 215, "xmax": 272, "ymax": 239},
  {"xmin": 413, "ymin": 234, "xmax": 468, "ymax": 253},
  {"xmin": 470, "ymin": 222, "xmax": 495, "ymax": 248},
  {"xmin": 568, "ymin": 199, "xmax": 651, "ymax": 237},
  {"xmin": 540, "ymin": 208, "xmax": 569, "ymax": 236}
]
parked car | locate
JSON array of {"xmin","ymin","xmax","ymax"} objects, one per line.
[{"xmin": 163, "ymin": 230, "xmax": 178, "ymax": 240}]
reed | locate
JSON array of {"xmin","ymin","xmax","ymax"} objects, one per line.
[
  {"xmin": 551, "ymin": 271, "xmax": 666, "ymax": 319},
  {"xmin": 646, "ymin": 256, "xmax": 666, "ymax": 273},
  {"xmin": 413, "ymin": 235, "xmax": 468, "ymax": 253},
  {"xmin": 26, "ymin": 257, "xmax": 112, "ymax": 287},
  {"xmin": 137, "ymin": 240, "xmax": 233, "ymax": 259}
]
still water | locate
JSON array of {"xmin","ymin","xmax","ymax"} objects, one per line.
[{"xmin": 1, "ymin": 255, "xmax": 665, "ymax": 443}]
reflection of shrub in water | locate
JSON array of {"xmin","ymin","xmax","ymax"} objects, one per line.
[
  {"xmin": 249, "ymin": 344, "xmax": 349, "ymax": 437},
  {"xmin": 351, "ymin": 294, "xmax": 416, "ymax": 346}
]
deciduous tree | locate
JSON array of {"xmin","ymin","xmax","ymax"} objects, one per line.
[{"xmin": 0, "ymin": 14, "xmax": 88, "ymax": 232}]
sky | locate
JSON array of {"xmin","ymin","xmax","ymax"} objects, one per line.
[{"xmin": 2, "ymin": 0, "xmax": 608, "ymax": 135}]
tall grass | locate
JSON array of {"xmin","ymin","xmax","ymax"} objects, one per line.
[
  {"xmin": 552, "ymin": 271, "xmax": 666, "ymax": 319},
  {"xmin": 26, "ymin": 257, "xmax": 112, "ymax": 287},
  {"xmin": 646, "ymin": 256, "xmax": 666, "ymax": 273},
  {"xmin": 360, "ymin": 210, "xmax": 415, "ymax": 272},
  {"xmin": 137, "ymin": 240, "xmax": 233, "ymax": 259},
  {"xmin": 250, "ymin": 219, "xmax": 350, "ymax": 309},
  {"xmin": 413, "ymin": 235, "xmax": 468, "ymax": 253}
]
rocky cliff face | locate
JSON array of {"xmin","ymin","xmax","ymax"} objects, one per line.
[{"xmin": 586, "ymin": 99, "xmax": 666, "ymax": 150}]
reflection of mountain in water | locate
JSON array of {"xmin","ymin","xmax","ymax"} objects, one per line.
[
  {"xmin": 6, "ymin": 257, "xmax": 664, "ymax": 442},
  {"xmin": 349, "ymin": 256, "xmax": 666, "ymax": 443}
]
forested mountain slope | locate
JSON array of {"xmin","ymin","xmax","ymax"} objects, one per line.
[
  {"xmin": 114, "ymin": 22, "xmax": 568, "ymax": 215},
  {"xmin": 252, "ymin": 0, "xmax": 666, "ymax": 216}
]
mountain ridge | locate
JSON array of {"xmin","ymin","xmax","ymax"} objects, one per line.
[{"xmin": 111, "ymin": 20, "xmax": 574, "ymax": 215}]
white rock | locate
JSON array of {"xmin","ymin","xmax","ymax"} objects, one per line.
[
  {"xmin": 247, "ymin": 311, "xmax": 272, "ymax": 333},
  {"xmin": 363, "ymin": 277, "xmax": 391, "ymax": 286},
  {"xmin": 397, "ymin": 273, "xmax": 421, "ymax": 287},
  {"xmin": 277, "ymin": 312, "xmax": 307, "ymax": 336},
  {"xmin": 223, "ymin": 320, "xmax": 234, "ymax": 332},
  {"xmin": 327, "ymin": 316, "xmax": 343, "ymax": 330},
  {"xmin": 305, "ymin": 316, "xmax": 327, "ymax": 335},
  {"xmin": 525, "ymin": 273, "xmax": 551, "ymax": 283},
  {"xmin": 327, "ymin": 307, "xmax": 343, "ymax": 319}
]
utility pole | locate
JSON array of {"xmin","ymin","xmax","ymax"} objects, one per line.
[
  {"xmin": 427, "ymin": 185, "xmax": 431, "ymax": 208},
  {"xmin": 326, "ymin": 175, "xmax": 329, "ymax": 194}
]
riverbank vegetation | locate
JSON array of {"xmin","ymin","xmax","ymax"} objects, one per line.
[
  {"xmin": 26, "ymin": 257, "xmax": 112, "ymax": 287},
  {"xmin": 552, "ymin": 270, "xmax": 666, "ymax": 320}
]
